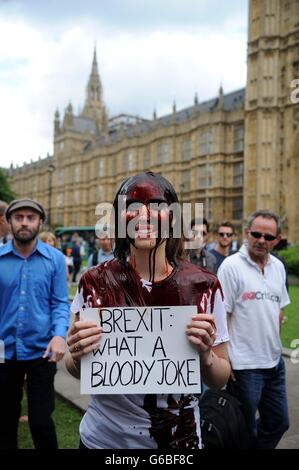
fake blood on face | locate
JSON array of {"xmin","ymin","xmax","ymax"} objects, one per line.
[
  {"xmin": 117, "ymin": 173, "xmax": 175, "ymax": 282},
  {"xmin": 122, "ymin": 176, "xmax": 171, "ymax": 243}
]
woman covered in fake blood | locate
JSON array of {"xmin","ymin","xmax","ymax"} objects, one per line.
[{"xmin": 65, "ymin": 172, "xmax": 230, "ymax": 449}]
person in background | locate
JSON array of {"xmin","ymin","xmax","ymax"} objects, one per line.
[
  {"xmin": 218, "ymin": 210, "xmax": 290, "ymax": 449},
  {"xmin": 40, "ymin": 231, "xmax": 69, "ymax": 283},
  {"xmin": 65, "ymin": 246, "xmax": 74, "ymax": 281},
  {"xmin": 209, "ymin": 221, "xmax": 236, "ymax": 272},
  {"xmin": 87, "ymin": 231, "xmax": 114, "ymax": 268},
  {"xmin": 0, "ymin": 200, "xmax": 10, "ymax": 246},
  {"xmin": 189, "ymin": 217, "xmax": 217, "ymax": 274},
  {"xmin": 0, "ymin": 198, "xmax": 70, "ymax": 449},
  {"xmin": 231, "ymin": 233, "xmax": 239, "ymax": 253},
  {"xmin": 71, "ymin": 232, "xmax": 80, "ymax": 245},
  {"xmin": 60, "ymin": 234, "xmax": 69, "ymax": 254},
  {"xmin": 87, "ymin": 235, "xmax": 96, "ymax": 257},
  {"xmin": 39, "ymin": 231, "xmax": 57, "ymax": 247},
  {"xmin": 71, "ymin": 238, "xmax": 82, "ymax": 284}
]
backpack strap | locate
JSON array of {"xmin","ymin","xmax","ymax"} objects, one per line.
[{"xmin": 92, "ymin": 250, "xmax": 98, "ymax": 266}]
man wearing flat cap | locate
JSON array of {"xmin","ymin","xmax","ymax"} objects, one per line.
[{"xmin": 0, "ymin": 199, "xmax": 70, "ymax": 449}]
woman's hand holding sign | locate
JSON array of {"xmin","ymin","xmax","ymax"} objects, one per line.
[
  {"xmin": 186, "ymin": 313, "xmax": 216, "ymax": 354},
  {"xmin": 67, "ymin": 319, "xmax": 102, "ymax": 360}
]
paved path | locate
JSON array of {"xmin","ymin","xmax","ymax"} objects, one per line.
[
  {"xmin": 55, "ymin": 360, "xmax": 90, "ymax": 412},
  {"xmin": 55, "ymin": 352, "xmax": 299, "ymax": 449}
]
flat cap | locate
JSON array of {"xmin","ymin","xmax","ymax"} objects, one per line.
[{"xmin": 5, "ymin": 198, "xmax": 46, "ymax": 221}]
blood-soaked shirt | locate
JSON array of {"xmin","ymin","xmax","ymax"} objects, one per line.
[{"xmin": 71, "ymin": 258, "xmax": 229, "ymax": 449}]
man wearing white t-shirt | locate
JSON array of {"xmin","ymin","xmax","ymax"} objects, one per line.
[{"xmin": 218, "ymin": 210, "xmax": 290, "ymax": 449}]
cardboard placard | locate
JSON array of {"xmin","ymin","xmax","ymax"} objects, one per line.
[{"xmin": 80, "ymin": 306, "xmax": 201, "ymax": 394}]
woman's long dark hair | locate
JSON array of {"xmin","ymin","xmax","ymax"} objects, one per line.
[{"xmin": 113, "ymin": 172, "xmax": 185, "ymax": 265}]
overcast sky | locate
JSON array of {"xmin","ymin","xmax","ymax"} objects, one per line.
[{"xmin": 0, "ymin": 0, "xmax": 248, "ymax": 168}]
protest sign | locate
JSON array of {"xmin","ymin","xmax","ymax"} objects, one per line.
[{"xmin": 80, "ymin": 306, "xmax": 201, "ymax": 394}]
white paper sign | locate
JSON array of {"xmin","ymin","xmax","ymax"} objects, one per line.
[{"xmin": 80, "ymin": 306, "xmax": 201, "ymax": 394}]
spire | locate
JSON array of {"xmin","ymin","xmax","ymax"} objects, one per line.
[
  {"xmin": 81, "ymin": 47, "xmax": 108, "ymax": 134},
  {"xmin": 91, "ymin": 45, "xmax": 99, "ymax": 76},
  {"xmin": 54, "ymin": 108, "xmax": 60, "ymax": 135},
  {"xmin": 217, "ymin": 83, "xmax": 224, "ymax": 109},
  {"xmin": 85, "ymin": 47, "xmax": 102, "ymax": 104},
  {"xmin": 66, "ymin": 101, "xmax": 73, "ymax": 115},
  {"xmin": 63, "ymin": 101, "xmax": 74, "ymax": 129}
]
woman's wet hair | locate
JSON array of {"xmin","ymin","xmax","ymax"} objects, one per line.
[{"xmin": 113, "ymin": 172, "xmax": 185, "ymax": 264}]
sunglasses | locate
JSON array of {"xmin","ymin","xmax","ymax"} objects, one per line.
[
  {"xmin": 249, "ymin": 231, "xmax": 277, "ymax": 242},
  {"xmin": 218, "ymin": 232, "xmax": 233, "ymax": 238}
]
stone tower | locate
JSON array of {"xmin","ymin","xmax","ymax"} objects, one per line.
[
  {"xmin": 81, "ymin": 46, "xmax": 108, "ymax": 133},
  {"xmin": 244, "ymin": 0, "xmax": 299, "ymax": 242}
]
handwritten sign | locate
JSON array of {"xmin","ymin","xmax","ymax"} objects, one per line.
[{"xmin": 80, "ymin": 306, "xmax": 201, "ymax": 394}]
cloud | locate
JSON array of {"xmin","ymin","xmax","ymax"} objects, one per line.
[
  {"xmin": 0, "ymin": 2, "xmax": 247, "ymax": 168},
  {"xmin": 1, "ymin": 0, "xmax": 248, "ymax": 32}
]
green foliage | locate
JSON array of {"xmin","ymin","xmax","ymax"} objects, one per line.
[
  {"xmin": 278, "ymin": 244, "xmax": 299, "ymax": 276},
  {"xmin": 281, "ymin": 285, "xmax": 299, "ymax": 349},
  {"xmin": 68, "ymin": 285, "xmax": 78, "ymax": 299},
  {"xmin": 0, "ymin": 168, "xmax": 16, "ymax": 202}
]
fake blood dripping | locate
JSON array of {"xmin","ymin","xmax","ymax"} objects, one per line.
[
  {"xmin": 78, "ymin": 259, "xmax": 221, "ymax": 312},
  {"xmin": 143, "ymin": 394, "xmax": 199, "ymax": 449}
]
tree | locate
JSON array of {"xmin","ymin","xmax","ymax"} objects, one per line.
[{"xmin": 0, "ymin": 168, "xmax": 16, "ymax": 202}]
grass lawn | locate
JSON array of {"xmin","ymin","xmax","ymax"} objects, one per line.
[
  {"xmin": 18, "ymin": 395, "xmax": 83, "ymax": 449},
  {"xmin": 68, "ymin": 285, "xmax": 78, "ymax": 299},
  {"xmin": 68, "ymin": 260, "xmax": 88, "ymax": 299},
  {"xmin": 281, "ymin": 285, "xmax": 299, "ymax": 349}
]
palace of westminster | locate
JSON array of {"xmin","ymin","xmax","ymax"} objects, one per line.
[{"xmin": 5, "ymin": 1, "xmax": 299, "ymax": 242}]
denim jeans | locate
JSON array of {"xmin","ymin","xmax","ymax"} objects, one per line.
[{"xmin": 231, "ymin": 356, "xmax": 289, "ymax": 449}]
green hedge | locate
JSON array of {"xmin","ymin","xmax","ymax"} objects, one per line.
[{"xmin": 278, "ymin": 244, "xmax": 299, "ymax": 276}]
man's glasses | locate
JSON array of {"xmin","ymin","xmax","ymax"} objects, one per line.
[
  {"xmin": 218, "ymin": 232, "xmax": 233, "ymax": 238},
  {"xmin": 250, "ymin": 231, "xmax": 277, "ymax": 242}
]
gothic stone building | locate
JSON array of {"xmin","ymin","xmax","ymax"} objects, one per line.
[{"xmin": 7, "ymin": 0, "xmax": 299, "ymax": 242}]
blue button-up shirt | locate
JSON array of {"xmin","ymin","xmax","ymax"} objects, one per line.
[{"xmin": 0, "ymin": 239, "xmax": 70, "ymax": 360}]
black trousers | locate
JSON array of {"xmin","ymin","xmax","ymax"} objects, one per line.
[
  {"xmin": 0, "ymin": 357, "xmax": 57, "ymax": 449},
  {"xmin": 72, "ymin": 260, "xmax": 81, "ymax": 283}
]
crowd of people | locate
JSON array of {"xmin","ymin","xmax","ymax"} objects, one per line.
[{"xmin": 0, "ymin": 171, "xmax": 291, "ymax": 449}]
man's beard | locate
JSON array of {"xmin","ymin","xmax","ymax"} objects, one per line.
[{"xmin": 13, "ymin": 227, "xmax": 39, "ymax": 244}]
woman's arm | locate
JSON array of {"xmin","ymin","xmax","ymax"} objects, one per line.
[
  {"xmin": 186, "ymin": 313, "xmax": 231, "ymax": 389},
  {"xmin": 65, "ymin": 351, "xmax": 81, "ymax": 379},
  {"xmin": 200, "ymin": 342, "xmax": 231, "ymax": 389},
  {"xmin": 65, "ymin": 319, "xmax": 102, "ymax": 379}
]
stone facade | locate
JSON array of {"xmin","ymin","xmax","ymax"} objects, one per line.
[
  {"xmin": 244, "ymin": 0, "xmax": 299, "ymax": 243},
  {"xmin": 6, "ymin": 1, "xmax": 299, "ymax": 242}
]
